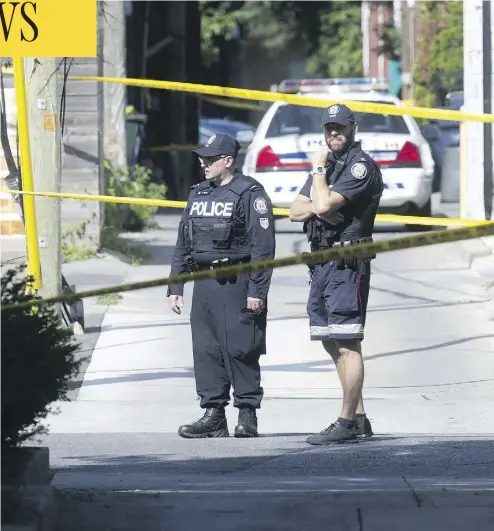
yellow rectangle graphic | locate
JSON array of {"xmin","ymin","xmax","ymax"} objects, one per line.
[{"xmin": 0, "ymin": 0, "xmax": 97, "ymax": 57}]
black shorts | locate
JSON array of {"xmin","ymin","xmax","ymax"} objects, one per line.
[{"xmin": 307, "ymin": 261, "xmax": 371, "ymax": 341}]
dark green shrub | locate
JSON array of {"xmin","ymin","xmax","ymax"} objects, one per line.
[
  {"xmin": 104, "ymin": 162, "xmax": 168, "ymax": 233},
  {"xmin": 1, "ymin": 266, "xmax": 82, "ymax": 449}
]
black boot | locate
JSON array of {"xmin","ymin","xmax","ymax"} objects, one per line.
[
  {"xmin": 178, "ymin": 407, "xmax": 229, "ymax": 438},
  {"xmin": 234, "ymin": 407, "xmax": 258, "ymax": 438}
]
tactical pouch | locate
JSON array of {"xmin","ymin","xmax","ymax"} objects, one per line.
[
  {"xmin": 212, "ymin": 222, "xmax": 232, "ymax": 249},
  {"xmin": 333, "ymin": 241, "xmax": 346, "ymax": 269},
  {"xmin": 305, "ymin": 218, "xmax": 321, "ymax": 251}
]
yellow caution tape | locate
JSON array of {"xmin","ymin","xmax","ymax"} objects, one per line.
[
  {"xmin": 65, "ymin": 75, "xmax": 492, "ymax": 123},
  {"xmin": 2, "ymin": 221, "xmax": 494, "ymax": 313},
  {"xmin": 9, "ymin": 189, "xmax": 494, "ymax": 227},
  {"xmin": 199, "ymin": 95, "xmax": 265, "ymax": 112},
  {"xmin": 8, "ymin": 190, "xmax": 493, "ymax": 228},
  {"xmin": 1, "ymin": 64, "xmax": 491, "ymax": 122},
  {"xmin": 3, "ymin": 64, "xmax": 490, "ymax": 122}
]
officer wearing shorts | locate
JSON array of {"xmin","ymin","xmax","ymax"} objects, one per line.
[
  {"xmin": 289, "ymin": 103, "xmax": 383, "ymax": 445},
  {"xmin": 167, "ymin": 133, "xmax": 276, "ymax": 439}
]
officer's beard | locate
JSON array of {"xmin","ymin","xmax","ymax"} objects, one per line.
[{"xmin": 330, "ymin": 132, "xmax": 355, "ymax": 159}]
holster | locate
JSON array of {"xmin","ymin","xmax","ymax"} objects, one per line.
[
  {"xmin": 333, "ymin": 237, "xmax": 375, "ymax": 271},
  {"xmin": 184, "ymin": 254, "xmax": 199, "ymax": 273}
]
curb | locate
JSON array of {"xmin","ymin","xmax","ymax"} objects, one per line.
[
  {"xmin": 3, "ymin": 485, "xmax": 56, "ymax": 531},
  {"xmin": 2, "ymin": 448, "xmax": 57, "ymax": 531}
]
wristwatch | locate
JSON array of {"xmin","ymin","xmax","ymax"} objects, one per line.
[{"xmin": 311, "ymin": 166, "xmax": 325, "ymax": 176}]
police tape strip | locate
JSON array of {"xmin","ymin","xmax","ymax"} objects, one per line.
[
  {"xmin": 66, "ymin": 75, "xmax": 493, "ymax": 124},
  {"xmin": 7, "ymin": 189, "xmax": 494, "ymax": 228},
  {"xmin": 2, "ymin": 222, "xmax": 494, "ymax": 313},
  {"xmin": 199, "ymin": 95, "xmax": 266, "ymax": 111},
  {"xmin": 2, "ymin": 65, "xmax": 492, "ymax": 123}
]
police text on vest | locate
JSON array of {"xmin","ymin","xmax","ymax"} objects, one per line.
[{"xmin": 190, "ymin": 201, "xmax": 234, "ymax": 217}]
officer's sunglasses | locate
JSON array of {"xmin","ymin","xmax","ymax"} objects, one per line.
[
  {"xmin": 324, "ymin": 123, "xmax": 354, "ymax": 135},
  {"xmin": 199, "ymin": 155, "xmax": 228, "ymax": 166}
]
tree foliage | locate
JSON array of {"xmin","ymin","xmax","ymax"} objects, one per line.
[
  {"xmin": 199, "ymin": 1, "xmax": 363, "ymax": 77},
  {"xmin": 413, "ymin": 0, "xmax": 463, "ymax": 107},
  {"xmin": 305, "ymin": 2, "xmax": 363, "ymax": 78},
  {"xmin": 378, "ymin": 22, "xmax": 401, "ymax": 62}
]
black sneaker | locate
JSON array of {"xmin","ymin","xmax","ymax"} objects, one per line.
[
  {"xmin": 355, "ymin": 414, "xmax": 374, "ymax": 438},
  {"xmin": 234, "ymin": 407, "xmax": 258, "ymax": 438},
  {"xmin": 306, "ymin": 420, "xmax": 358, "ymax": 445},
  {"xmin": 178, "ymin": 407, "xmax": 229, "ymax": 438}
]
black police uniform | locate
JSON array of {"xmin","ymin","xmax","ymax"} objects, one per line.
[
  {"xmin": 301, "ymin": 104, "xmax": 383, "ymax": 445},
  {"xmin": 300, "ymin": 106, "xmax": 383, "ymax": 344},
  {"xmin": 167, "ymin": 134, "xmax": 276, "ymax": 439}
]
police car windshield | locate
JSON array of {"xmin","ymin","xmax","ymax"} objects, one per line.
[{"xmin": 265, "ymin": 103, "xmax": 410, "ymax": 137}]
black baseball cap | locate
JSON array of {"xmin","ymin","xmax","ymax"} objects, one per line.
[
  {"xmin": 192, "ymin": 133, "xmax": 241, "ymax": 158},
  {"xmin": 322, "ymin": 103, "xmax": 356, "ymax": 127}
]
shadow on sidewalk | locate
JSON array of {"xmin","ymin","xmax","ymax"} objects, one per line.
[{"xmin": 50, "ymin": 436, "xmax": 494, "ymax": 480}]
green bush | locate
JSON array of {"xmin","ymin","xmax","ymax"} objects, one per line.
[
  {"xmin": 1, "ymin": 266, "xmax": 82, "ymax": 449},
  {"xmin": 413, "ymin": 1, "xmax": 463, "ymax": 107},
  {"xmin": 104, "ymin": 162, "xmax": 168, "ymax": 233}
]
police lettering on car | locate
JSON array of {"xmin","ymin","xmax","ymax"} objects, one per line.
[
  {"xmin": 289, "ymin": 103, "xmax": 384, "ymax": 446},
  {"xmin": 167, "ymin": 133, "xmax": 276, "ymax": 439}
]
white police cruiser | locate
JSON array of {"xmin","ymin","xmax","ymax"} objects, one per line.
[{"xmin": 242, "ymin": 78, "xmax": 435, "ymax": 219}]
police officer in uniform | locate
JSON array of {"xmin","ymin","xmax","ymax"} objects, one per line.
[
  {"xmin": 289, "ymin": 103, "xmax": 383, "ymax": 445},
  {"xmin": 167, "ymin": 133, "xmax": 276, "ymax": 439}
]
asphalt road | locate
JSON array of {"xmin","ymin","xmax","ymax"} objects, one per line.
[{"xmin": 29, "ymin": 210, "xmax": 494, "ymax": 530}]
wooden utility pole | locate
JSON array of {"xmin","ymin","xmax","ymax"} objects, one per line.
[
  {"xmin": 101, "ymin": 0, "xmax": 127, "ymax": 169},
  {"xmin": 25, "ymin": 57, "xmax": 62, "ymax": 307}
]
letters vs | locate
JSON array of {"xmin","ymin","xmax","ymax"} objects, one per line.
[{"xmin": 0, "ymin": 2, "xmax": 38, "ymax": 42}]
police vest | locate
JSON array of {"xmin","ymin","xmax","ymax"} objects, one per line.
[
  {"xmin": 308, "ymin": 143, "xmax": 383, "ymax": 248},
  {"xmin": 184, "ymin": 173, "xmax": 258, "ymax": 262}
]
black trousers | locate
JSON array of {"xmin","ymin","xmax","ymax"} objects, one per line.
[{"xmin": 190, "ymin": 273, "xmax": 266, "ymax": 409}]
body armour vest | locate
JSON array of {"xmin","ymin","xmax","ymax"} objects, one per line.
[
  {"xmin": 308, "ymin": 142, "xmax": 383, "ymax": 249},
  {"xmin": 183, "ymin": 173, "xmax": 258, "ymax": 263}
]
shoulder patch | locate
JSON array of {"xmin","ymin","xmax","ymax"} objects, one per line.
[
  {"xmin": 350, "ymin": 162, "xmax": 368, "ymax": 180},
  {"xmin": 253, "ymin": 196, "xmax": 268, "ymax": 214}
]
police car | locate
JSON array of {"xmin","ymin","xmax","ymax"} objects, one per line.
[{"xmin": 242, "ymin": 78, "xmax": 435, "ymax": 220}]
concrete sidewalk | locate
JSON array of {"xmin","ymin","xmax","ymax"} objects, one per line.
[
  {"xmin": 43, "ymin": 205, "xmax": 494, "ymax": 436},
  {"xmin": 4, "ymin": 200, "xmax": 493, "ymax": 530},
  {"xmin": 36, "ymin": 208, "xmax": 494, "ymax": 530}
]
